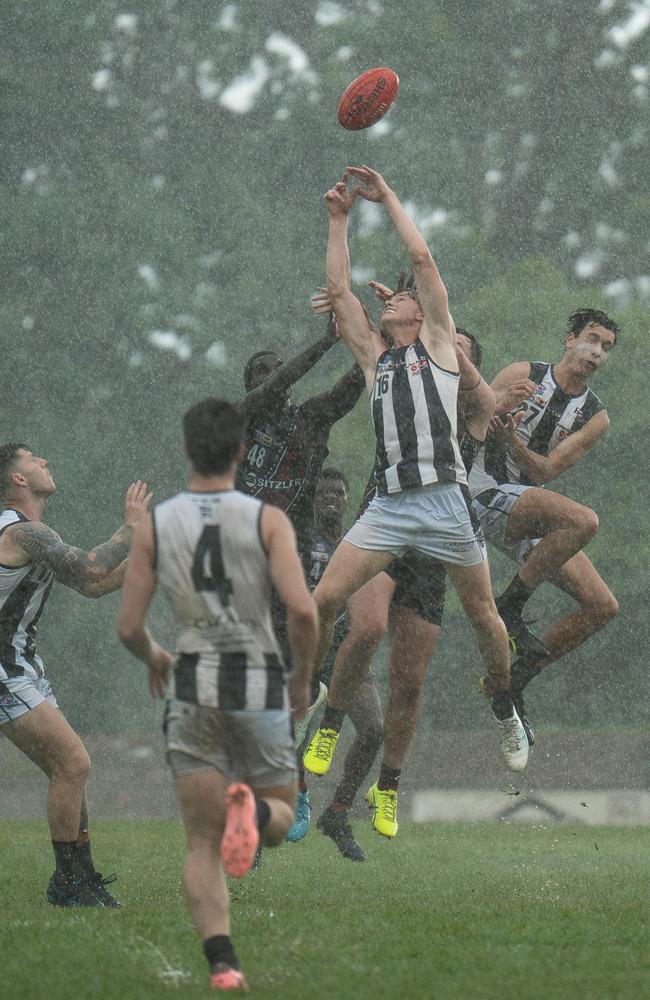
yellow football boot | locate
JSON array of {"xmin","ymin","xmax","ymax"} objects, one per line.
[
  {"xmin": 365, "ymin": 782, "xmax": 398, "ymax": 838},
  {"xmin": 302, "ymin": 727, "xmax": 340, "ymax": 776}
]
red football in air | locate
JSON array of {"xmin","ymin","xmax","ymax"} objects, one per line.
[{"xmin": 337, "ymin": 67, "xmax": 399, "ymax": 131}]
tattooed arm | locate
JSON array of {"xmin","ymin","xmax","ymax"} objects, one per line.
[{"xmin": 6, "ymin": 481, "xmax": 152, "ymax": 598}]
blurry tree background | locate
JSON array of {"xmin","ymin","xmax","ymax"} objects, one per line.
[{"xmin": 1, "ymin": 0, "xmax": 648, "ymax": 735}]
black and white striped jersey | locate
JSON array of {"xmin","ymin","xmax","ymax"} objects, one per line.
[
  {"xmin": 153, "ymin": 490, "xmax": 287, "ymax": 711},
  {"xmin": 469, "ymin": 362, "xmax": 606, "ymax": 494},
  {"xmin": 0, "ymin": 509, "xmax": 54, "ymax": 682},
  {"xmin": 372, "ymin": 338, "xmax": 467, "ymax": 496}
]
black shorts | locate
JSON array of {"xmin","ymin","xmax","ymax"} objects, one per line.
[{"xmin": 384, "ymin": 550, "xmax": 446, "ymax": 626}]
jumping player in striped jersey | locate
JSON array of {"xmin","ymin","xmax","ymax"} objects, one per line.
[
  {"xmin": 117, "ymin": 398, "xmax": 318, "ymax": 992},
  {"xmin": 311, "ymin": 166, "xmax": 528, "ymax": 780},
  {"xmin": 468, "ymin": 309, "xmax": 619, "ymax": 744},
  {"xmin": 0, "ymin": 443, "xmax": 151, "ymax": 907},
  {"xmin": 304, "ymin": 308, "xmax": 492, "ymax": 840}
]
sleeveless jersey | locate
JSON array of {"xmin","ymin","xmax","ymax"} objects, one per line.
[
  {"xmin": 358, "ymin": 427, "xmax": 481, "ymax": 520},
  {"xmin": 372, "ymin": 338, "xmax": 466, "ymax": 495},
  {"xmin": 0, "ymin": 509, "xmax": 54, "ymax": 682},
  {"xmin": 154, "ymin": 490, "xmax": 286, "ymax": 711},
  {"xmin": 469, "ymin": 362, "xmax": 606, "ymax": 495},
  {"xmin": 236, "ymin": 404, "xmax": 330, "ymax": 561}
]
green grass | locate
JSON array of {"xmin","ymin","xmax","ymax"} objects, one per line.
[{"xmin": 1, "ymin": 820, "xmax": 648, "ymax": 999}]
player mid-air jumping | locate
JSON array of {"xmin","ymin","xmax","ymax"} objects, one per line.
[{"xmin": 307, "ymin": 166, "xmax": 529, "ymax": 778}]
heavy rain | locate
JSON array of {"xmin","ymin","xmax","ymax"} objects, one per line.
[{"xmin": 1, "ymin": 2, "xmax": 648, "ymax": 998}]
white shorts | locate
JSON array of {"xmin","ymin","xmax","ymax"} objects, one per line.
[
  {"xmin": 344, "ymin": 482, "xmax": 486, "ymax": 568},
  {"xmin": 471, "ymin": 484, "xmax": 540, "ymax": 563},
  {"xmin": 0, "ymin": 674, "xmax": 58, "ymax": 726},
  {"xmin": 164, "ymin": 700, "xmax": 297, "ymax": 789}
]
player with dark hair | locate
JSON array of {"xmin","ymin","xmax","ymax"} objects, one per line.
[
  {"xmin": 469, "ymin": 308, "xmax": 620, "ymax": 743},
  {"xmin": 236, "ymin": 314, "xmax": 365, "ymax": 571},
  {"xmin": 288, "ymin": 466, "xmax": 383, "ymax": 857},
  {"xmin": 0, "ymin": 442, "xmax": 151, "ymax": 906},
  {"xmin": 305, "ymin": 287, "xmax": 494, "ymax": 839},
  {"xmin": 305, "ymin": 167, "xmax": 528, "ymax": 824},
  {"xmin": 117, "ymin": 397, "xmax": 318, "ymax": 992}
]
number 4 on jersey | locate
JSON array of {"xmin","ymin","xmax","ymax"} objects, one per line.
[{"xmin": 191, "ymin": 526, "xmax": 233, "ymax": 606}]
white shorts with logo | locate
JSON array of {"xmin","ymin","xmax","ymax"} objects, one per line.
[
  {"xmin": 164, "ymin": 699, "xmax": 297, "ymax": 788},
  {"xmin": 0, "ymin": 674, "xmax": 58, "ymax": 725},
  {"xmin": 471, "ymin": 484, "xmax": 540, "ymax": 563},
  {"xmin": 345, "ymin": 482, "xmax": 486, "ymax": 568}
]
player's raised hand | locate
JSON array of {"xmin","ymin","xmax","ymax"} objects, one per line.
[
  {"xmin": 489, "ymin": 411, "xmax": 524, "ymax": 443},
  {"xmin": 368, "ymin": 280, "xmax": 394, "ymax": 302},
  {"xmin": 347, "ymin": 165, "xmax": 392, "ymax": 203},
  {"xmin": 124, "ymin": 480, "xmax": 154, "ymax": 526},
  {"xmin": 311, "ymin": 286, "xmax": 332, "ymax": 315},
  {"xmin": 323, "ymin": 174, "xmax": 357, "ymax": 216},
  {"xmin": 496, "ymin": 378, "xmax": 537, "ymax": 414},
  {"xmin": 146, "ymin": 642, "xmax": 173, "ymax": 698}
]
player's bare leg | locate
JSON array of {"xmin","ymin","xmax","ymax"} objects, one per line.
[
  {"xmin": 2, "ymin": 702, "xmax": 120, "ymax": 905},
  {"xmin": 326, "ymin": 572, "xmax": 396, "ymax": 710},
  {"xmin": 4, "ymin": 702, "xmax": 89, "ymax": 841},
  {"xmin": 317, "ymin": 681, "xmax": 383, "ymax": 861},
  {"xmin": 382, "ymin": 607, "xmax": 440, "ymax": 769},
  {"xmin": 496, "ymin": 489, "xmax": 599, "ymax": 659},
  {"xmin": 305, "ymin": 563, "xmax": 393, "ymax": 777},
  {"xmin": 508, "ymin": 551, "xmax": 618, "ymax": 746},
  {"xmin": 313, "ymin": 542, "xmax": 395, "ymax": 669},
  {"xmin": 364, "ymin": 608, "xmax": 440, "ymax": 840},
  {"xmin": 448, "ymin": 560, "xmax": 528, "ymax": 771}
]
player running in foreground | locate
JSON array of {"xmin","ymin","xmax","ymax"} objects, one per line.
[
  {"xmin": 469, "ymin": 308, "xmax": 619, "ymax": 744},
  {"xmin": 117, "ymin": 399, "xmax": 318, "ymax": 992},
  {"xmin": 305, "ymin": 290, "xmax": 494, "ymax": 838},
  {"xmin": 0, "ymin": 443, "xmax": 151, "ymax": 907},
  {"xmin": 310, "ymin": 166, "xmax": 528, "ymax": 777},
  {"xmin": 289, "ymin": 467, "xmax": 383, "ymax": 857}
]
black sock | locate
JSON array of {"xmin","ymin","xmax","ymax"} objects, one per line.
[
  {"xmin": 255, "ymin": 798, "xmax": 271, "ymax": 833},
  {"xmin": 497, "ymin": 574, "xmax": 534, "ymax": 617},
  {"xmin": 491, "ymin": 689, "xmax": 514, "ymax": 721},
  {"xmin": 510, "ymin": 658, "xmax": 543, "ymax": 693},
  {"xmin": 75, "ymin": 835, "xmax": 95, "ymax": 876},
  {"xmin": 377, "ymin": 764, "xmax": 401, "ymax": 791},
  {"xmin": 52, "ymin": 841, "xmax": 78, "ymax": 878},
  {"xmin": 321, "ymin": 706, "xmax": 345, "ymax": 732},
  {"xmin": 203, "ymin": 935, "xmax": 239, "ymax": 971}
]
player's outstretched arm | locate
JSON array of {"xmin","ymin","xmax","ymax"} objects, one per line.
[
  {"xmin": 348, "ymin": 165, "xmax": 456, "ymax": 364},
  {"xmin": 261, "ymin": 505, "xmax": 318, "ymax": 721},
  {"xmin": 238, "ymin": 313, "xmax": 341, "ymax": 418},
  {"xmin": 492, "ymin": 408, "xmax": 610, "ymax": 486},
  {"xmin": 324, "ymin": 178, "xmax": 385, "ymax": 384},
  {"xmin": 457, "ymin": 348, "xmax": 495, "ymax": 441},
  {"xmin": 116, "ymin": 514, "xmax": 173, "ymax": 698},
  {"xmin": 7, "ymin": 480, "xmax": 152, "ymax": 598}
]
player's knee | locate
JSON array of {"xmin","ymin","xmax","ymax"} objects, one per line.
[
  {"xmin": 571, "ymin": 505, "xmax": 599, "ymax": 542},
  {"xmin": 262, "ymin": 801, "xmax": 294, "ymax": 846},
  {"xmin": 589, "ymin": 590, "xmax": 619, "ymax": 625},
  {"xmin": 469, "ymin": 599, "xmax": 501, "ymax": 634},
  {"xmin": 55, "ymin": 746, "xmax": 91, "ymax": 785}
]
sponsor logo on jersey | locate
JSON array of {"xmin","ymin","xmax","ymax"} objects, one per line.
[
  {"xmin": 0, "ymin": 694, "xmax": 20, "ymax": 708},
  {"xmin": 245, "ymin": 474, "xmax": 304, "ymax": 492},
  {"xmin": 252, "ymin": 430, "xmax": 275, "ymax": 446},
  {"xmin": 377, "ymin": 357, "xmax": 428, "ymax": 375}
]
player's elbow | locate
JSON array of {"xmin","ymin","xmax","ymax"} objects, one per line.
[
  {"xmin": 287, "ymin": 597, "xmax": 319, "ymax": 635},
  {"xmin": 116, "ymin": 616, "xmax": 140, "ymax": 645}
]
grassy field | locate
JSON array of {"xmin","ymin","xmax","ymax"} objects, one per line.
[{"xmin": 1, "ymin": 819, "xmax": 648, "ymax": 1000}]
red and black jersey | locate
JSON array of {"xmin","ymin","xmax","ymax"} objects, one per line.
[{"xmin": 237, "ymin": 366, "xmax": 365, "ymax": 561}]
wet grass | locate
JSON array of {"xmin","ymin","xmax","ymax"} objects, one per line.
[{"xmin": 1, "ymin": 819, "xmax": 648, "ymax": 999}]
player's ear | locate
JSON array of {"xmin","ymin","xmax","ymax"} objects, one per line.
[{"xmin": 236, "ymin": 442, "xmax": 246, "ymax": 463}]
